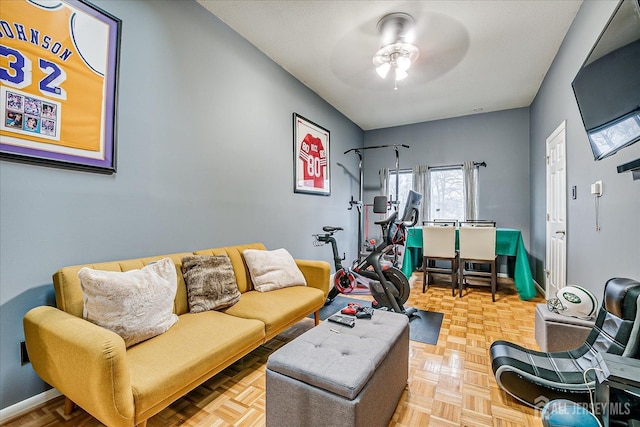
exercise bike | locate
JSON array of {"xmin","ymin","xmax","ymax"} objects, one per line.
[{"xmin": 313, "ymin": 190, "xmax": 422, "ymax": 317}]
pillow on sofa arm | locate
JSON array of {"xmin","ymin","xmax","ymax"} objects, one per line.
[
  {"xmin": 181, "ymin": 254, "xmax": 241, "ymax": 313},
  {"xmin": 243, "ymin": 248, "xmax": 307, "ymax": 292},
  {"xmin": 78, "ymin": 257, "xmax": 179, "ymax": 347}
]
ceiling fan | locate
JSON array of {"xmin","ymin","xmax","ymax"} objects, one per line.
[
  {"xmin": 372, "ymin": 13, "xmax": 420, "ymax": 90},
  {"xmin": 329, "ymin": 8, "xmax": 469, "ymax": 91}
]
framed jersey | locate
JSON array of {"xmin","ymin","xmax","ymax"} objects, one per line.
[
  {"xmin": 293, "ymin": 113, "xmax": 330, "ymax": 196},
  {"xmin": 0, "ymin": 0, "xmax": 121, "ymax": 174}
]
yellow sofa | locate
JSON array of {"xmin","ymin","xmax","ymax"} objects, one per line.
[{"xmin": 23, "ymin": 243, "xmax": 329, "ymax": 427}]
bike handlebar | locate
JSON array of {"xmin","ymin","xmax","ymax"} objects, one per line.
[
  {"xmin": 373, "ymin": 210, "xmax": 419, "ymax": 228},
  {"xmin": 374, "ymin": 211, "xmax": 398, "ymax": 226},
  {"xmin": 405, "ymin": 209, "xmax": 419, "ymax": 227}
]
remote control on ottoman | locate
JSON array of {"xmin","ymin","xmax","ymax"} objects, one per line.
[{"xmin": 327, "ymin": 313, "xmax": 356, "ymax": 328}]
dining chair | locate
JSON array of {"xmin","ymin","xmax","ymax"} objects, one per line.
[
  {"xmin": 435, "ymin": 219, "xmax": 459, "ymax": 226},
  {"xmin": 421, "ymin": 222, "xmax": 459, "ymax": 295},
  {"xmin": 458, "ymin": 225, "xmax": 497, "ymax": 301},
  {"xmin": 458, "ymin": 221, "xmax": 497, "ymax": 280},
  {"xmin": 459, "ymin": 220, "xmax": 496, "ymax": 227},
  {"xmin": 422, "ymin": 219, "xmax": 458, "ymax": 226}
]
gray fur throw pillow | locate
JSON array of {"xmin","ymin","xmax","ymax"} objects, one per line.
[
  {"xmin": 78, "ymin": 257, "xmax": 178, "ymax": 347},
  {"xmin": 181, "ymin": 255, "xmax": 241, "ymax": 313}
]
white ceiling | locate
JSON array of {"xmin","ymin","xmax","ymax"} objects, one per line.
[{"xmin": 197, "ymin": 0, "xmax": 584, "ymax": 131}]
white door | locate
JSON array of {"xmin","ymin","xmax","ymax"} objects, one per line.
[{"xmin": 545, "ymin": 121, "xmax": 567, "ymax": 299}]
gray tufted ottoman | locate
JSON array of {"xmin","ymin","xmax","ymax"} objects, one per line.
[{"xmin": 266, "ymin": 310, "xmax": 409, "ymax": 427}]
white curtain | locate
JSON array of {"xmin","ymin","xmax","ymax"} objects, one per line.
[
  {"xmin": 412, "ymin": 165, "xmax": 430, "ymax": 224},
  {"xmin": 463, "ymin": 161, "xmax": 479, "ymax": 220}
]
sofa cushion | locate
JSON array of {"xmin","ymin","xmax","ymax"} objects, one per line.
[
  {"xmin": 126, "ymin": 310, "xmax": 265, "ymax": 418},
  {"xmin": 243, "ymin": 248, "xmax": 307, "ymax": 292},
  {"xmin": 181, "ymin": 255, "xmax": 241, "ymax": 313},
  {"xmin": 78, "ymin": 258, "xmax": 179, "ymax": 347},
  {"xmin": 223, "ymin": 286, "xmax": 325, "ymax": 339}
]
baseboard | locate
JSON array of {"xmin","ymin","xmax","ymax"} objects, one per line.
[
  {"xmin": 500, "ymin": 274, "xmax": 544, "ymax": 298},
  {"xmin": 0, "ymin": 388, "xmax": 61, "ymax": 423},
  {"xmin": 533, "ymin": 279, "xmax": 544, "ymax": 297}
]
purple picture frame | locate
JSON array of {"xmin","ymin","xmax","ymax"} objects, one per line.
[{"xmin": 0, "ymin": 0, "xmax": 121, "ymax": 174}]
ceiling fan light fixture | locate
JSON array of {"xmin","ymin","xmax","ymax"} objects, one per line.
[
  {"xmin": 395, "ymin": 54, "xmax": 412, "ymax": 72},
  {"xmin": 376, "ymin": 62, "xmax": 391, "ymax": 78},
  {"xmin": 372, "ymin": 13, "xmax": 420, "ymax": 87},
  {"xmin": 395, "ymin": 67, "xmax": 408, "ymax": 81}
]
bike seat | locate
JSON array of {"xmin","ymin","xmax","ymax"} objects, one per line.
[
  {"xmin": 374, "ymin": 211, "xmax": 398, "ymax": 226},
  {"xmin": 322, "ymin": 226, "xmax": 343, "ymax": 232}
]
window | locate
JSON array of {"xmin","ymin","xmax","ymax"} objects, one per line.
[
  {"xmin": 388, "ymin": 170, "xmax": 413, "ymax": 213},
  {"xmin": 389, "ymin": 167, "xmax": 465, "ymax": 221},
  {"xmin": 430, "ymin": 168, "xmax": 464, "ymax": 221}
]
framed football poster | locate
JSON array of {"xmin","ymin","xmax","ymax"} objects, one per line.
[
  {"xmin": 0, "ymin": 0, "xmax": 121, "ymax": 174},
  {"xmin": 293, "ymin": 113, "xmax": 330, "ymax": 196}
]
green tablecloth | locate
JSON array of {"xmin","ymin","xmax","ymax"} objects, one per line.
[{"xmin": 402, "ymin": 227, "xmax": 537, "ymax": 300}]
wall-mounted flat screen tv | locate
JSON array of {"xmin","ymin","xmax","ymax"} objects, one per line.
[{"xmin": 572, "ymin": 0, "xmax": 640, "ymax": 160}]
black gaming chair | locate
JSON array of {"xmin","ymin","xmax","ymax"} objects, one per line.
[{"xmin": 490, "ymin": 278, "xmax": 640, "ymax": 411}]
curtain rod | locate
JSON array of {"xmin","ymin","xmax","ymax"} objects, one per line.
[
  {"xmin": 429, "ymin": 161, "xmax": 486, "ymax": 170},
  {"xmin": 385, "ymin": 161, "xmax": 486, "ymax": 174}
]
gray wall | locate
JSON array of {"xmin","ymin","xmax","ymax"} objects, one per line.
[
  {"xmin": 530, "ymin": 0, "xmax": 640, "ymax": 298},
  {"xmin": 362, "ymin": 108, "xmax": 531, "ymax": 247},
  {"xmin": 4, "ymin": 0, "xmax": 640, "ymax": 414},
  {"xmin": 0, "ymin": 0, "xmax": 363, "ymax": 409}
]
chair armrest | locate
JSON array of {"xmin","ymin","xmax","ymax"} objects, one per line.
[
  {"xmin": 23, "ymin": 306, "xmax": 135, "ymax": 427},
  {"xmin": 295, "ymin": 259, "xmax": 330, "ymax": 298}
]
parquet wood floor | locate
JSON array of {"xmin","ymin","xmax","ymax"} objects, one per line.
[{"xmin": 2, "ymin": 274, "xmax": 546, "ymax": 427}]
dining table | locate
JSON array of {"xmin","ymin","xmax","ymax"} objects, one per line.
[{"xmin": 401, "ymin": 227, "xmax": 538, "ymax": 300}]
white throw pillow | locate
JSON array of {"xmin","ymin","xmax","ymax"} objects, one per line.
[
  {"xmin": 78, "ymin": 257, "xmax": 179, "ymax": 347},
  {"xmin": 243, "ymin": 248, "xmax": 307, "ymax": 292}
]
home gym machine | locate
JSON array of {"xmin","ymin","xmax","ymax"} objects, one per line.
[
  {"xmin": 313, "ymin": 190, "xmax": 422, "ymax": 317},
  {"xmin": 344, "ymin": 144, "xmax": 409, "ymax": 261}
]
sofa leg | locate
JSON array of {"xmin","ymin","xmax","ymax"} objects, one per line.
[
  {"xmin": 314, "ymin": 311, "xmax": 320, "ymax": 326},
  {"xmin": 63, "ymin": 396, "xmax": 75, "ymax": 415}
]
